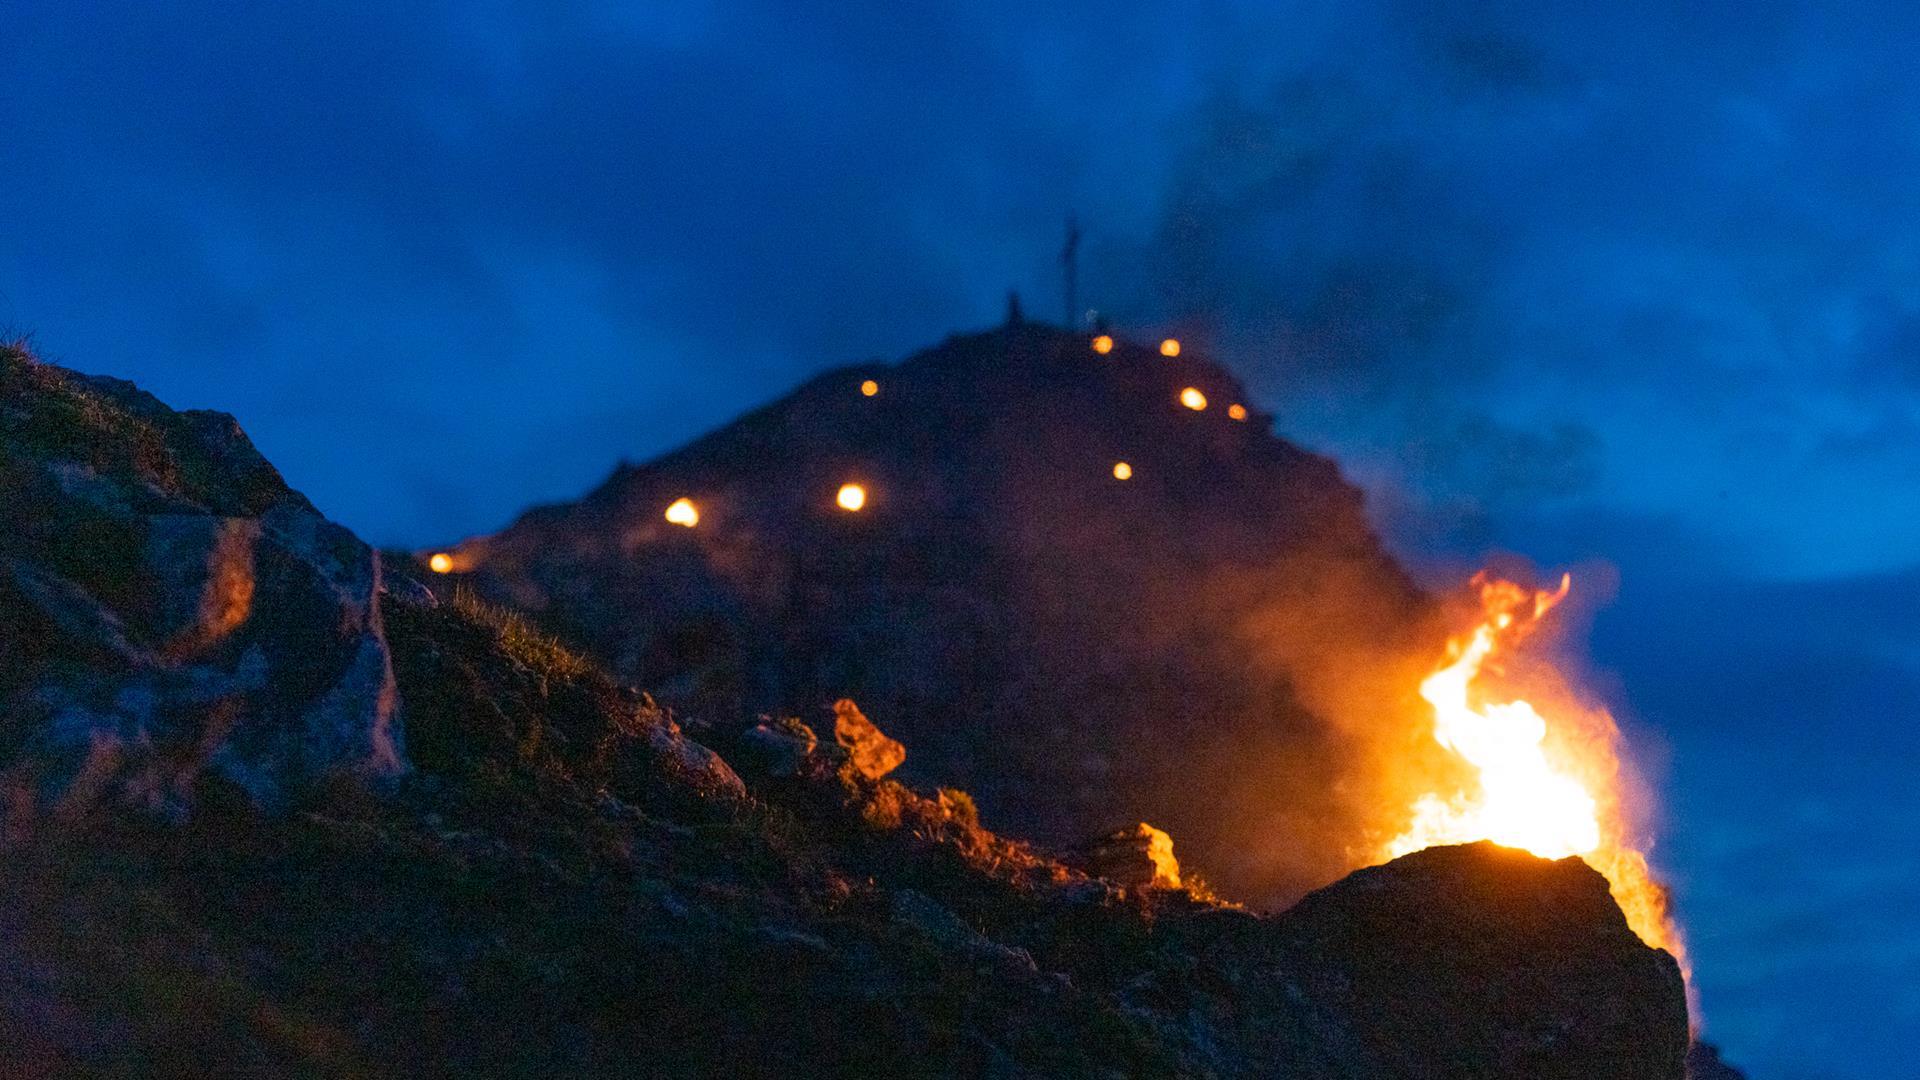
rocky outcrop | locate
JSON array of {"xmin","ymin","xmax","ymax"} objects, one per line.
[
  {"xmin": 1271, "ymin": 842, "xmax": 1690, "ymax": 1080},
  {"xmin": 689, "ymin": 706, "xmax": 1689, "ymax": 1079},
  {"xmin": 831, "ymin": 697, "xmax": 905, "ymax": 780},
  {"xmin": 0, "ymin": 345, "xmax": 1694, "ymax": 1077},
  {"xmin": 1083, "ymin": 822, "xmax": 1183, "ymax": 889},
  {"xmin": 0, "ymin": 347, "xmax": 403, "ymax": 823}
]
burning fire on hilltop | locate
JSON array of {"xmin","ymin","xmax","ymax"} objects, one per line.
[{"xmin": 1386, "ymin": 573, "xmax": 1687, "ymax": 975}]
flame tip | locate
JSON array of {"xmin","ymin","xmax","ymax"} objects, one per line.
[{"xmin": 1391, "ymin": 570, "xmax": 1686, "ymax": 969}]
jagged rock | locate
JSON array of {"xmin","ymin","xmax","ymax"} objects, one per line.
[
  {"xmin": 1270, "ymin": 841, "xmax": 1691, "ymax": 1080},
  {"xmin": 738, "ymin": 717, "xmax": 822, "ymax": 777},
  {"xmin": 1084, "ymin": 822, "xmax": 1182, "ymax": 889},
  {"xmin": 0, "ymin": 347, "xmax": 404, "ymax": 821},
  {"xmin": 832, "ymin": 697, "xmax": 904, "ymax": 780},
  {"xmin": 646, "ymin": 713, "xmax": 748, "ymax": 801}
]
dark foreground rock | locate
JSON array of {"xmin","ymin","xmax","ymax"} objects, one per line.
[
  {"xmin": 1275, "ymin": 842, "xmax": 1689, "ymax": 1079},
  {"xmin": 1, "ymin": 349, "xmax": 403, "ymax": 821},
  {"xmin": 0, "ymin": 345, "xmax": 1691, "ymax": 1077}
]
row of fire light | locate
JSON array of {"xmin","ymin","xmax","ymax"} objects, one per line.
[{"xmin": 425, "ymin": 335, "xmax": 1239, "ymax": 570}]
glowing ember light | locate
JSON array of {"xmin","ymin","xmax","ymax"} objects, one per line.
[
  {"xmin": 664, "ymin": 497, "xmax": 700, "ymax": 527},
  {"xmin": 836, "ymin": 483, "xmax": 867, "ymax": 511},
  {"xmin": 427, "ymin": 552, "xmax": 454, "ymax": 574},
  {"xmin": 1391, "ymin": 574, "xmax": 1597, "ymax": 860},
  {"xmin": 1159, "ymin": 338, "xmax": 1181, "ymax": 357},
  {"xmin": 860, "ymin": 379, "xmax": 879, "ymax": 397},
  {"xmin": 1386, "ymin": 573, "xmax": 1687, "ymax": 969},
  {"xmin": 1179, "ymin": 387, "xmax": 1208, "ymax": 411},
  {"xmin": 1091, "ymin": 334, "xmax": 1114, "ymax": 354},
  {"xmin": 1228, "ymin": 403, "xmax": 1248, "ymax": 421},
  {"xmin": 1112, "ymin": 461, "xmax": 1133, "ymax": 480}
]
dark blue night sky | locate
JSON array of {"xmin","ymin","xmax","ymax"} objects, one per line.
[{"xmin": 5, "ymin": 4, "xmax": 1915, "ymax": 1074}]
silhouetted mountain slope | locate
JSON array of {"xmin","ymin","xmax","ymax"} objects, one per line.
[
  {"xmin": 0, "ymin": 342, "xmax": 1692, "ymax": 1077},
  {"xmin": 447, "ymin": 322, "xmax": 1447, "ymax": 905}
]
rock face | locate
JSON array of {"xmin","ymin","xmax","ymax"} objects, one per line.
[
  {"xmin": 832, "ymin": 697, "xmax": 905, "ymax": 780},
  {"xmin": 445, "ymin": 322, "xmax": 1443, "ymax": 905},
  {"xmin": 0, "ymin": 347, "xmax": 404, "ymax": 822},
  {"xmin": 1084, "ymin": 822, "xmax": 1183, "ymax": 889},
  {"xmin": 1273, "ymin": 842, "xmax": 1690, "ymax": 1080},
  {"xmin": 0, "ymin": 345, "xmax": 1694, "ymax": 1077}
]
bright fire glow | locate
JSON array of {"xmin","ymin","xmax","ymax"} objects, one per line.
[
  {"xmin": 860, "ymin": 379, "xmax": 879, "ymax": 397},
  {"xmin": 664, "ymin": 497, "xmax": 700, "ymax": 527},
  {"xmin": 1391, "ymin": 575, "xmax": 1597, "ymax": 858},
  {"xmin": 1179, "ymin": 387, "xmax": 1208, "ymax": 411},
  {"xmin": 427, "ymin": 552, "xmax": 454, "ymax": 574},
  {"xmin": 836, "ymin": 483, "xmax": 867, "ymax": 511},
  {"xmin": 1091, "ymin": 335, "xmax": 1114, "ymax": 355},
  {"xmin": 1112, "ymin": 461, "xmax": 1133, "ymax": 480},
  {"xmin": 1228, "ymin": 403, "xmax": 1248, "ymax": 421},
  {"xmin": 1160, "ymin": 338, "xmax": 1181, "ymax": 357},
  {"xmin": 1387, "ymin": 573, "xmax": 1686, "ymax": 969}
]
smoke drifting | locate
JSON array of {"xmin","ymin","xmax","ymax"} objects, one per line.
[
  {"xmin": 1085, "ymin": 53, "xmax": 1607, "ymax": 566},
  {"xmin": 1209, "ymin": 547, "xmax": 1453, "ymax": 902},
  {"xmin": 1053, "ymin": 3, "xmax": 1920, "ymax": 588}
]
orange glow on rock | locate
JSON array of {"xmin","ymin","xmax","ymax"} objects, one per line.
[
  {"xmin": 1179, "ymin": 387, "xmax": 1208, "ymax": 411},
  {"xmin": 1228, "ymin": 403, "xmax": 1248, "ymax": 421},
  {"xmin": 428, "ymin": 552, "xmax": 454, "ymax": 574},
  {"xmin": 1091, "ymin": 334, "xmax": 1114, "ymax": 355},
  {"xmin": 836, "ymin": 483, "xmax": 867, "ymax": 511},
  {"xmin": 1159, "ymin": 338, "xmax": 1181, "ymax": 357},
  {"xmin": 664, "ymin": 497, "xmax": 700, "ymax": 527},
  {"xmin": 1112, "ymin": 461, "xmax": 1133, "ymax": 480},
  {"xmin": 860, "ymin": 379, "xmax": 879, "ymax": 397}
]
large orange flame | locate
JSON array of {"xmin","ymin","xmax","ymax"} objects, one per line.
[{"xmin": 1387, "ymin": 573, "xmax": 1688, "ymax": 977}]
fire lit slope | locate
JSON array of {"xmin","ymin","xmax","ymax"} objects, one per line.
[
  {"xmin": 441, "ymin": 322, "xmax": 1439, "ymax": 906},
  {"xmin": 0, "ymin": 344, "xmax": 1691, "ymax": 1077}
]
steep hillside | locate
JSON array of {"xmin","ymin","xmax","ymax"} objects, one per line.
[
  {"xmin": 0, "ymin": 342, "xmax": 1694, "ymax": 1077},
  {"xmin": 444, "ymin": 321, "xmax": 1448, "ymax": 905}
]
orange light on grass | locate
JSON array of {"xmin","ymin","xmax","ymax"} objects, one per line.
[
  {"xmin": 1159, "ymin": 338, "xmax": 1181, "ymax": 357},
  {"xmin": 860, "ymin": 379, "xmax": 879, "ymax": 397},
  {"xmin": 836, "ymin": 483, "xmax": 867, "ymax": 512},
  {"xmin": 664, "ymin": 497, "xmax": 700, "ymax": 527},
  {"xmin": 1179, "ymin": 387, "xmax": 1208, "ymax": 411},
  {"xmin": 427, "ymin": 552, "xmax": 454, "ymax": 574},
  {"xmin": 1091, "ymin": 335, "xmax": 1114, "ymax": 355},
  {"xmin": 1112, "ymin": 461, "xmax": 1133, "ymax": 480},
  {"xmin": 1228, "ymin": 403, "xmax": 1248, "ymax": 421}
]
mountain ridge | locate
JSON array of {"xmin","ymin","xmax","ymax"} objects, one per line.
[
  {"xmin": 0, "ymin": 338, "xmax": 1708, "ymax": 1077},
  {"xmin": 441, "ymin": 321, "xmax": 1447, "ymax": 905}
]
